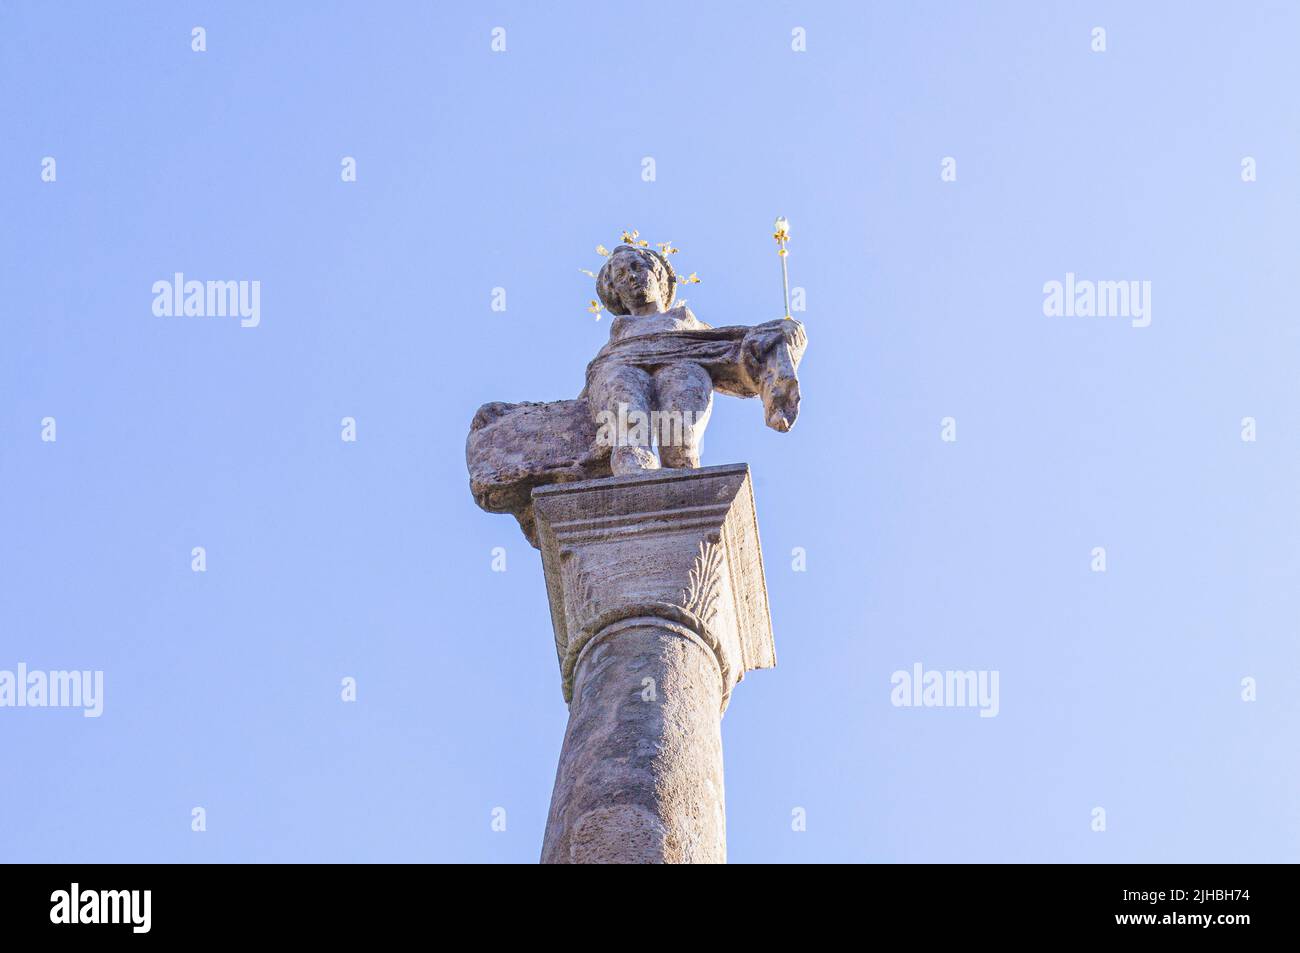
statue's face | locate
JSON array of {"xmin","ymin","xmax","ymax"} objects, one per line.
[{"xmin": 608, "ymin": 250, "xmax": 663, "ymax": 313}]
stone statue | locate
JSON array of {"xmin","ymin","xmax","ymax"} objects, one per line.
[{"xmin": 467, "ymin": 241, "xmax": 808, "ymax": 544}]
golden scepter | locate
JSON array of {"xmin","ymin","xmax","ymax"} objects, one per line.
[{"xmin": 773, "ymin": 216, "xmax": 792, "ymax": 319}]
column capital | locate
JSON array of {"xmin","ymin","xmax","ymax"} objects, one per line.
[{"xmin": 532, "ymin": 463, "xmax": 776, "ymax": 711}]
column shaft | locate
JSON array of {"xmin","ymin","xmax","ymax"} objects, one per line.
[{"xmin": 540, "ymin": 620, "xmax": 725, "ymax": 864}]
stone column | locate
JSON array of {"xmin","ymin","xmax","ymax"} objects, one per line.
[{"xmin": 531, "ymin": 464, "xmax": 775, "ymax": 864}]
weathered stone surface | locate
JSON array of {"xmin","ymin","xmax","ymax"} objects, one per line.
[
  {"xmin": 541, "ymin": 622, "xmax": 725, "ymax": 863},
  {"xmin": 533, "ymin": 464, "xmax": 773, "ymax": 863},
  {"xmin": 532, "ymin": 463, "xmax": 774, "ymax": 707},
  {"xmin": 467, "ymin": 398, "xmax": 610, "ymax": 545}
]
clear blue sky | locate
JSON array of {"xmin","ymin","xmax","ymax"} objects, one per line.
[{"xmin": 2, "ymin": 1, "xmax": 1297, "ymax": 863}]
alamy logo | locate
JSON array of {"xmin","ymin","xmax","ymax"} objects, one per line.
[
  {"xmin": 890, "ymin": 663, "xmax": 999, "ymax": 718},
  {"xmin": 595, "ymin": 402, "xmax": 704, "ymax": 448},
  {"xmin": 0, "ymin": 663, "xmax": 103, "ymax": 717},
  {"xmin": 1043, "ymin": 272, "xmax": 1151, "ymax": 328},
  {"xmin": 50, "ymin": 883, "xmax": 151, "ymax": 933},
  {"xmin": 152, "ymin": 273, "xmax": 261, "ymax": 327}
]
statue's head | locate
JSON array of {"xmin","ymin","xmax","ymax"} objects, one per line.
[{"xmin": 596, "ymin": 245, "xmax": 676, "ymax": 315}]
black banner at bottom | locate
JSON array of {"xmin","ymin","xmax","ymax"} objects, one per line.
[{"xmin": 0, "ymin": 863, "xmax": 1277, "ymax": 939}]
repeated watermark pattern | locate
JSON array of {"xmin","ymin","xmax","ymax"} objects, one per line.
[{"xmin": 5, "ymin": 10, "xmax": 1287, "ymax": 877}]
